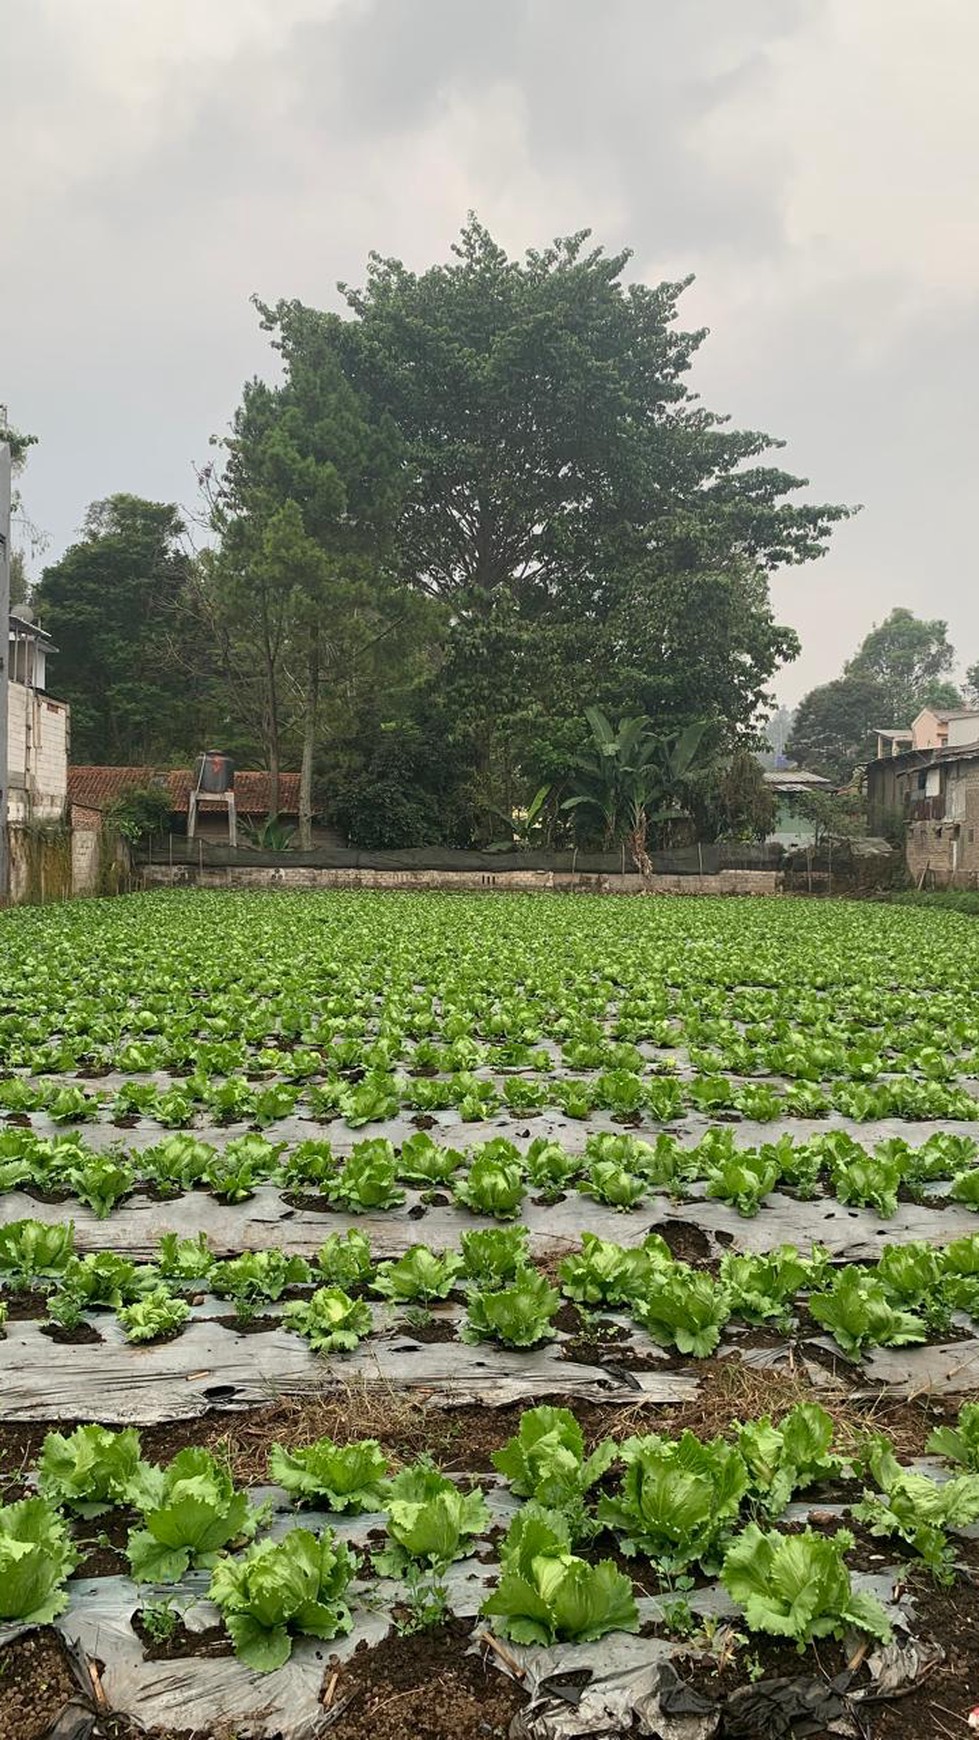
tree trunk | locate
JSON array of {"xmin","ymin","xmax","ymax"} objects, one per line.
[{"xmin": 299, "ymin": 627, "xmax": 320, "ymax": 850}]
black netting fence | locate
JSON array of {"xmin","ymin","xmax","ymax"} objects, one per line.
[{"xmin": 136, "ymin": 837, "xmax": 785, "ymax": 875}]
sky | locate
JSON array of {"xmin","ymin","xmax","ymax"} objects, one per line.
[{"xmin": 3, "ymin": 0, "xmax": 978, "ymax": 706}]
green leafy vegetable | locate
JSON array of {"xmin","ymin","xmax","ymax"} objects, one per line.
[
  {"xmin": 721, "ymin": 1523, "xmax": 891, "ymax": 1648},
  {"xmin": 597, "ymin": 1431, "xmax": 747, "ymax": 1571},
  {"xmin": 127, "ymin": 1447, "xmax": 263, "ymax": 1582},
  {"xmin": 482, "ymin": 1508, "xmax": 639, "ymax": 1645},
  {"xmin": 209, "ymin": 1526, "xmax": 355, "ymax": 1671},
  {"xmin": 268, "ymin": 1437, "xmax": 389, "ymax": 1512},
  {"xmin": 0, "ymin": 1497, "xmax": 79, "ymax": 1622},
  {"xmin": 462, "ymin": 1270, "xmax": 560, "ymax": 1348},
  {"xmin": 283, "ymin": 1286, "xmax": 372, "ymax": 1353}
]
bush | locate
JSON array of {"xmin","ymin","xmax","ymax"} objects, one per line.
[{"xmin": 105, "ymin": 784, "xmax": 173, "ymax": 843}]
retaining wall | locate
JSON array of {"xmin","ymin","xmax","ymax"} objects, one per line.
[{"xmin": 140, "ymin": 863, "xmax": 782, "ymax": 896}]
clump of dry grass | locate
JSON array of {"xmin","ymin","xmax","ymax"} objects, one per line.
[{"xmin": 210, "ymin": 1377, "xmax": 449, "ymax": 1483}]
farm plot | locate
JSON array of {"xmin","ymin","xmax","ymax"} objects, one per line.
[{"xmin": 1, "ymin": 889, "xmax": 979, "ymax": 1740}]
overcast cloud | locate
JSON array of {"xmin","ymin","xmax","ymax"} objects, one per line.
[{"xmin": 3, "ymin": 0, "xmax": 978, "ymax": 704}]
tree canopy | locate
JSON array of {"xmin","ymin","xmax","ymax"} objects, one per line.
[
  {"xmin": 787, "ymin": 608, "xmax": 966, "ymax": 784},
  {"xmin": 33, "ymin": 495, "xmax": 207, "ymax": 764}
]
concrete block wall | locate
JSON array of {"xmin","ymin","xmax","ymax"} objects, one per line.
[
  {"xmin": 139, "ymin": 863, "xmax": 782, "ymax": 897},
  {"xmin": 6, "ymin": 688, "xmax": 68, "ymax": 821}
]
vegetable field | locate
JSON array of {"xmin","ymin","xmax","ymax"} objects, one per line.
[{"xmin": 1, "ymin": 889, "xmax": 979, "ymax": 1740}]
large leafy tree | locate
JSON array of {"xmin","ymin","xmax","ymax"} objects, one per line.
[
  {"xmin": 788, "ymin": 608, "xmax": 964, "ymax": 783},
  {"xmin": 785, "ymin": 673, "xmax": 887, "ymax": 784},
  {"xmin": 846, "ymin": 607, "xmax": 960, "ymax": 726},
  {"xmin": 207, "ymin": 302, "xmax": 415, "ymax": 841},
  {"xmin": 314, "ymin": 219, "xmax": 847, "ymax": 809},
  {"xmin": 34, "ymin": 496, "xmax": 208, "ymax": 764}
]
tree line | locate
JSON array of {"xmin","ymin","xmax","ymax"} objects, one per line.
[
  {"xmin": 786, "ymin": 609, "xmax": 979, "ymax": 786},
  {"xmin": 12, "ymin": 219, "xmax": 859, "ymax": 849}
]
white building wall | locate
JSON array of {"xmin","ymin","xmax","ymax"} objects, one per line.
[
  {"xmin": 947, "ymin": 715, "xmax": 979, "ymax": 748},
  {"xmin": 6, "ymin": 683, "xmax": 69, "ymax": 821}
]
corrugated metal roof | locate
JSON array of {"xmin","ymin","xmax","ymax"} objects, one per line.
[{"xmin": 67, "ymin": 766, "xmax": 302, "ymax": 815}]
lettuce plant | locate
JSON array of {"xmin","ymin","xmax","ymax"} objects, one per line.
[
  {"xmin": 127, "ymin": 1447, "xmax": 264, "ymax": 1581},
  {"xmin": 38, "ymin": 1423, "xmax": 154, "ymax": 1514},
  {"xmin": 59, "ymin": 1250, "xmax": 153, "ymax": 1308},
  {"xmin": 209, "ymin": 1527, "xmax": 355, "ymax": 1671},
  {"xmin": 463, "ymin": 1270, "xmax": 560, "ymax": 1349},
  {"xmin": 523, "ymin": 1137, "xmax": 578, "ymax": 1191},
  {"xmin": 66, "ymin": 1154, "xmax": 135, "ymax": 1218},
  {"xmin": 327, "ymin": 1141, "xmax": 405, "ymax": 1211},
  {"xmin": 397, "ymin": 1133, "xmax": 464, "ymax": 1185},
  {"xmin": 268, "ymin": 1437, "xmax": 389, "ymax": 1512},
  {"xmin": 558, "ymin": 1233, "xmax": 671, "ymax": 1309},
  {"xmin": 492, "ymin": 1406, "xmax": 616, "ymax": 1539},
  {"xmin": 0, "ymin": 1497, "xmax": 79, "ymax": 1622},
  {"xmin": 704, "ymin": 1150, "xmax": 779, "ymax": 1217},
  {"xmin": 578, "ymin": 1161, "xmax": 645, "ymax": 1211},
  {"xmin": 372, "ymin": 1245, "xmax": 462, "ymax": 1303},
  {"xmin": 156, "ymin": 1231, "xmax": 214, "ymax": 1287},
  {"xmin": 808, "ymin": 1268, "xmax": 927, "ymax": 1358},
  {"xmin": 315, "ymin": 1229, "xmax": 373, "ymax": 1287},
  {"xmin": 721, "ymin": 1524, "xmax": 891, "ymax": 1648},
  {"xmin": 926, "ymin": 1401, "xmax": 979, "ymax": 1470},
  {"xmin": 597, "ymin": 1431, "xmax": 747, "ymax": 1571},
  {"xmin": 377, "ymin": 1458, "xmax": 490, "ymax": 1571},
  {"xmin": 283, "ymin": 1286, "xmax": 372, "ymax": 1353},
  {"xmin": 0, "ymin": 1217, "xmax": 75, "ymax": 1286},
  {"xmin": 854, "ymin": 1440, "xmax": 979, "ymax": 1583},
  {"xmin": 140, "ymin": 1135, "xmax": 214, "ymax": 1195},
  {"xmin": 460, "ymin": 1224, "xmax": 530, "ymax": 1286},
  {"xmin": 633, "ymin": 1266, "xmax": 730, "ymax": 1358},
  {"xmin": 453, "ymin": 1157, "xmax": 526, "ymax": 1220},
  {"xmin": 833, "ymin": 1153, "xmax": 902, "ymax": 1219},
  {"xmin": 736, "ymin": 1404, "xmax": 840, "ymax": 1517},
  {"xmin": 210, "ymin": 1249, "xmax": 311, "ymax": 1313},
  {"xmin": 720, "ymin": 1246, "xmax": 818, "ymax": 1329},
  {"xmin": 482, "ymin": 1508, "xmax": 638, "ymax": 1645},
  {"xmin": 117, "ymin": 1286, "xmax": 191, "ymax": 1344}
]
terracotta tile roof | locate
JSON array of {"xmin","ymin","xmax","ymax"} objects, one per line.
[{"xmin": 67, "ymin": 766, "xmax": 301, "ymax": 816}]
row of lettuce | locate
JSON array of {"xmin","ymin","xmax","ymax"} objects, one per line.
[
  {"xmin": 3, "ymin": 1216, "xmax": 979, "ymax": 1360},
  {"xmin": 3, "ymin": 1127, "xmax": 979, "ymax": 1221},
  {"xmin": 7, "ymin": 1399, "xmax": 979, "ymax": 1670},
  {"xmin": 2, "ymin": 936, "xmax": 977, "ymax": 1081},
  {"xmin": 2, "ymin": 1065, "xmax": 977, "ymax": 1129}
]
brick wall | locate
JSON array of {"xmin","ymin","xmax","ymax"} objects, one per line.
[{"xmin": 905, "ymin": 763, "xmax": 979, "ymax": 886}]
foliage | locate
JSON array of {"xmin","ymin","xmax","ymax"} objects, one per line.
[
  {"xmin": 720, "ymin": 1524, "xmax": 891, "ymax": 1648},
  {"xmin": 104, "ymin": 784, "xmax": 174, "ymax": 844},
  {"xmin": 0, "ymin": 1497, "xmax": 79, "ymax": 1623},
  {"xmin": 807, "ymin": 1268, "xmax": 927, "ymax": 1358},
  {"xmin": 38, "ymin": 1425, "xmax": 153, "ymax": 1514},
  {"xmin": 282, "ymin": 1286, "xmax": 373, "ymax": 1353},
  {"xmin": 633, "ymin": 1266, "xmax": 731, "ymax": 1357},
  {"xmin": 492, "ymin": 1407, "xmax": 616, "ymax": 1540},
  {"xmin": 117, "ymin": 1287, "xmax": 191, "ymax": 1345},
  {"xmin": 459, "ymin": 1225, "xmax": 531, "ymax": 1286},
  {"xmin": 377, "ymin": 1458, "xmax": 490, "ymax": 1571},
  {"xmin": 482, "ymin": 1508, "xmax": 638, "ymax": 1645},
  {"xmin": 371, "ymin": 1245, "xmax": 462, "ymax": 1303},
  {"xmin": 209, "ymin": 1527, "xmax": 355, "ymax": 1671},
  {"xmin": 736, "ymin": 1404, "xmax": 840, "ymax": 1517},
  {"xmin": 854, "ymin": 1441, "xmax": 979, "ymax": 1583},
  {"xmin": 0, "ymin": 1218, "xmax": 74, "ymax": 1286},
  {"xmin": 127, "ymin": 1448, "xmax": 264, "ymax": 1582},
  {"xmin": 462, "ymin": 1270, "xmax": 561, "ymax": 1348},
  {"xmin": 34, "ymin": 496, "xmax": 205, "ymax": 763},
  {"xmin": 596, "ymin": 1431, "xmax": 747, "ymax": 1571},
  {"xmin": 268, "ymin": 1438, "xmax": 389, "ymax": 1513}
]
